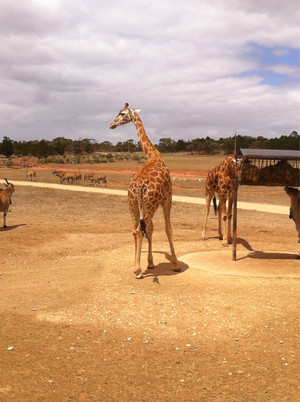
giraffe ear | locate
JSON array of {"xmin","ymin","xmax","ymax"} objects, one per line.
[{"xmin": 135, "ymin": 109, "xmax": 141, "ymax": 114}]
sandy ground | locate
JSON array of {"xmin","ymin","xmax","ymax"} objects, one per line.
[
  {"xmin": 0, "ymin": 175, "xmax": 299, "ymax": 401},
  {"xmin": 8, "ymin": 180, "xmax": 290, "ymax": 215}
]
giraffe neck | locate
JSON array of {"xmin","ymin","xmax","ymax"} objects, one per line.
[{"xmin": 133, "ymin": 115, "xmax": 160, "ymax": 160}]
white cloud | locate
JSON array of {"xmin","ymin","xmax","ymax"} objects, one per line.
[{"xmin": 0, "ymin": 0, "xmax": 299, "ymax": 143}]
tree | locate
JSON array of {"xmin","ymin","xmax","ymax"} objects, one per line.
[
  {"xmin": 158, "ymin": 138, "xmax": 176, "ymax": 153},
  {"xmin": 98, "ymin": 141, "xmax": 114, "ymax": 152},
  {"xmin": 0, "ymin": 136, "xmax": 14, "ymax": 157},
  {"xmin": 52, "ymin": 137, "xmax": 68, "ymax": 155},
  {"xmin": 176, "ymin": 139, "xmax": 187, "ymax": 152},
  {"xmin": 125, "ymin": 139, "xmax": 136, "ymax": 153},
  {"xmin": 37, "ymin": 139, "xmax": 51, "ymax": 157}
]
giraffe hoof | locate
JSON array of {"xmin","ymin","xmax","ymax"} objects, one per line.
[
  {"xmin": 136, "ymin": 273, "xmax": 144, "ymax": 279},
  {"xmin": 147, "ymin": 265, "xmax": 155, "ymax": 269},
  {"xmin": 173, "ymin": 267, "xmax": 181, "ymax": 272}
]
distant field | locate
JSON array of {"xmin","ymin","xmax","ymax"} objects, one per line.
[
  {"xmin": 0, "ymin": 153, "xmax": 224, "ymax": 188},
  {"xmin": 0, "ymin": 153, "xmax": 291, "ymax": 205}
]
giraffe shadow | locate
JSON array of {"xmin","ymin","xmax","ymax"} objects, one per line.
[
  {"xmin": 204, "ymin": 235, "xmax": 222, "ymax": 241},
  {"xmin": 0, "ymin": 224, "xmax": 26, "ymax": 232},
  {"xmin": 236, "ymin": 237, "xmax": 299, "ymax": 260},
  {"xmin": 142, "ymin": 251, "xmax": 189, "ymax": 278}
]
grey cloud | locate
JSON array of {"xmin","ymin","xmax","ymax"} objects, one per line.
[{"xmin": 0, "ymin": 0, "xmax": 299, "ymax": 142}]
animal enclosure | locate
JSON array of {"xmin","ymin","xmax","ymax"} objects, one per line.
[{"xmin": 239, "ymin": 149, "xmax": 300, "ymax": 187}]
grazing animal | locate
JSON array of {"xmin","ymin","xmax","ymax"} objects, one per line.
[
  {"xmin": 110, "ymin": 103, "xmax": 179, "ymax": 279},
  {"xmin": 284, "ymin": 186, "xmax": 300, "ymax": 242},
  {"xmin": 61, "ymin": 172, "xmax": 78, "ymax": 184},
  {"xmin": 83, "ymin": 173, "xmax": 95, "ymax": 184},
  {"xmin": 83, "ymin": 173, "xmax": 106, "ymax": 186},
  {"xmin": 0, "ymin": 179, "xmax": 15, "ymax": 228},
  {"xmin": 202, "ymin": 155, "xmax": 242, "ymax": 246},
  {"xmin": 26, "ymin": 170, "xmax": 37, "ymax": 181},
  {"xmin": 74, "ymin": 173, "xmax": 82, "ymax": 184},
  {"xmin": 92, "ymin": 175, "xmax": 107, "ymax": 186},
  {"xmin": 52, "ymin": 170, "xmax": 65, "ymax": 183}
]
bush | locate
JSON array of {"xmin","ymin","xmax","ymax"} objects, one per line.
[
  {"xmin": 52, "ymin": 156, "xmax": 65, "ymax": 164},
  {"xmin": 105, "ymin": 153, "xmax": 114, "ymax": 160}
]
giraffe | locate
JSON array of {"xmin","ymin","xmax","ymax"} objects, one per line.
[
  {"xmin": 110, "ymin": 103, "xmax": 180, "ymax": 279},
  {"xmin": 201, "ymin": 155, "xmax": 242, "ymax": 246}
]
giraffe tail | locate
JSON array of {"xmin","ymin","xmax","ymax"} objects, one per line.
[
  {"xmin": 213, "ymin": 196, "xmax": 217, "ymax": 215},
  {"xmin": 137, "ymin": 184, "xmax": 150, "ymax": 242},
  {"xmin": 140, "ymin": 219, "xmax": 149, "ymax": 242}
]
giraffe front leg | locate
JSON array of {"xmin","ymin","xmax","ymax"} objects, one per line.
[
  {"xmin": 220, "ymin": 198, "xmax": 228, "ymax": 247},
  {"xmin": 227, "ymin": 195, "xmax": 233, "ymax": 244},
  {"xmin": 218, "ymin": 199, "xmax": 223, "ymax": 240}
]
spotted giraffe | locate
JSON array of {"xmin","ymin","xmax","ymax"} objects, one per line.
[
  {"xmin": 110, "ymin": 103, "xmax": 179, "ymax": 279},
  {"xmin": 202, "ymin": 155, "xmax": 242, "ymax": 246}
]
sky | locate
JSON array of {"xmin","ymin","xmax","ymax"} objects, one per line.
[{"xmin": 1, "ymin": 0, "xmax": 299, "ymax": 145}]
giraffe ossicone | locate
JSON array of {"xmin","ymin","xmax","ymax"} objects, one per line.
[{"xmin": 110, "ymin": 103, "xmax": 180, "ymax": 278}]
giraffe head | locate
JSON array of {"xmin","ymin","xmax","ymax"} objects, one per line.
[{"xmin": 110, "ymin": 103, "xmax": 140, "ymax": 129}]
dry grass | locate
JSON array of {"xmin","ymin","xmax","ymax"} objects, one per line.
[{"xmin": 0, "ymin": 152, "xmax": 291, "ymax": 206}]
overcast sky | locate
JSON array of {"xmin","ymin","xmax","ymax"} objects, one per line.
[{"xmin": 1, "ymin": 0, "xmax": 299, "ymax": 144}]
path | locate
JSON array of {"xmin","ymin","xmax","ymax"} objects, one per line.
[{"xmin": 8, "ymin": 180, "xmax": 289, "ymax": 215}]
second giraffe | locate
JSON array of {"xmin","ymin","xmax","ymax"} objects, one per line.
[{"xmin": 202, "ymin": 155, "xmax": 243, "ymax": 246}]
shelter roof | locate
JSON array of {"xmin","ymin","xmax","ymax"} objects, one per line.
[{"xmin": 239, "ymin": 148, "xmax": 300, "ymax": 160}]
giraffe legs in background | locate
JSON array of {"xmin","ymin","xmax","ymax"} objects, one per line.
[
  {"xmin": 202, "ymin": 194, "xmax": 233, "ymax": 246},
  {"xmin": 219, "ymin": 195, "xmax": 233, "ymax": 247}
]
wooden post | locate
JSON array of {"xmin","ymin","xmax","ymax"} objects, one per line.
[{"xmin": 232, "ymin": 133, "xmax": 238, "ymax": 261}]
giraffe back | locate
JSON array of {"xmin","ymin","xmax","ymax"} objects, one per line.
[
  {"xmin": 206, "ymin": 155, "xmax": 238, "ymax": 195},
  {"xmin": 128, "ymin": 157, "xmax": 172, "ymax": 214}
]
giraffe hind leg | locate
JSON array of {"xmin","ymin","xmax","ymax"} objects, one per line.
[
  {"xmin": 131, "ymin": 211, "xmax": 144, "ymax": 279},
  {"xmin": 134, "ymin": 228, "xmax": 144, "ymax": 279},
  {"xmin": 145, "ymin": 219, "xmax": 154, "ymax": 269},
  {"xmin": 202, "ymin": 193, "xmax": 213, "ymax": 240},
  {"xmin": 162, "ymin": 200, "xmax": 180, "ymax": 272},
  {"xmin": 132, "ymin": 217, "xmax": 154, "ymax": 278}
]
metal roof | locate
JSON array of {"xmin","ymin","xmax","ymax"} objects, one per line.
[{"xmin": 239, "ymin": 148, "xmax": 300, "ymax": 160}]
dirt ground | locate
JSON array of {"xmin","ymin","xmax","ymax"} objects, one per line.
[{"xmin": 0, "ymin": 166, "xmax": 299, "ymax": 401}]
